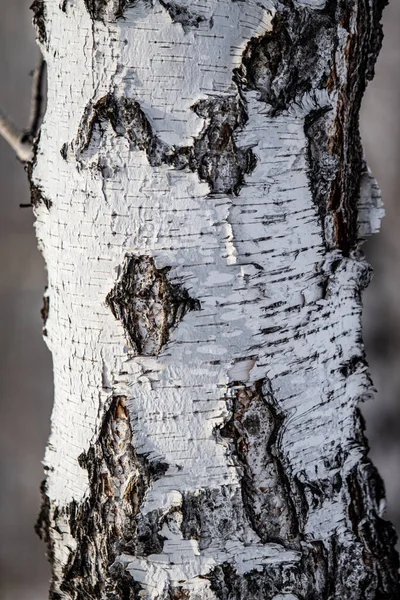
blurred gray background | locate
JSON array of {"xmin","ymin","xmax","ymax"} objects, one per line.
[{"xmin": 0, "ymin": 1, "xmax": 399, "ymax": 598}]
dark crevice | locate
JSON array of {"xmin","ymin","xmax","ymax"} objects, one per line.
[{"xmin": 106, "ymin": 254, "xmax": 200, "ymax": 355}]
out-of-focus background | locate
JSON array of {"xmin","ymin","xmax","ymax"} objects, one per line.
[{"xmin": 0, "ymin": 1, "xmax": 399, "ymax": 598}]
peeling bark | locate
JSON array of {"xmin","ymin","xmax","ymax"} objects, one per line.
[{"xmin": 31, "ymin": 0, "xmax": 399, "ymax": 598}]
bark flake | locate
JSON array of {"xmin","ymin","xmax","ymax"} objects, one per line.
[{"xmin": 106, "ymin": 255, "xmax": 200, "ymax": 355}]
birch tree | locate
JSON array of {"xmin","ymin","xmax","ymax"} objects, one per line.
[{"xmin": 2, "ymin": 0, "xmax": 399, "ymax": 597}]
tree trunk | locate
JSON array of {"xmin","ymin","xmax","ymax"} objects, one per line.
[{"xmin": 31, "ymin": 0, "xmax": 399, "ymax": 598}]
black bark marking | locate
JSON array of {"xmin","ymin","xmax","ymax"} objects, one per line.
[
  {"xmin": 37, "ymin": 396, "xmax": 169, "ymax": 599},
  {"xmin": 159, "ymin": 1, "xmax": 206, "ymax": 32},
  {"xmin": 29, "ymin": 181, "xmax": 52, "ymax": 210},
  {"xmin": 135, "ymin": 509, "xmax": 168, "ymax": 556},
  {"xmin": 106, "ymin": 255, "xmax": 200, "ymax": 355},
  {"xmin": 168, "ymin": 588, "xmax": 190, "ymax": 600},
  {"xmin": 27, "ymin": 132, "xmax": 53, "ymax": 210},
  {"xmin": 74, "ymin": 93, "xmax": 256, "ymax": 195},
  {"xmin": 35, "ymin": 479, "xmax": 57, "ymax": 587},
  {"xmin": 84, "ymin": 0, "xmax": 138, "ymax": 21},
  {"xmin": 217, "ymin": 379, "xmax": 304, "ymax": 545},
  {"xmin": 31, "ymin": 0, "xmax": 47, "ymax": 45},
  {"xmin": 40, "ymin": 286, "xmax": 50, "ymax": 336}
]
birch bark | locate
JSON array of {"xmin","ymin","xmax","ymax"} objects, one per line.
[{"xmin": 30, "ymin": 0, "xmax": 400, "ymax": 598}]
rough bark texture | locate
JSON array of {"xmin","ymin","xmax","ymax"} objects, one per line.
[{"xmin": 31, "ymin": 0, "xmax": 399, "ymax": 598}]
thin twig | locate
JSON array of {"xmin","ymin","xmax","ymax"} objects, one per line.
[
  {"xmin": 0, "ymin": 106, "xmax": 33, "ymax": 162},
  {"xmin": 0, "ymin": 52, "xmax": 45, "ymax": 163}
]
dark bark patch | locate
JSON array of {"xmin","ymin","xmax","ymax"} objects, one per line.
[
  {"xmin": 35, "ymin": 479, "xmax": 56, "ymax": 573},
  {"xmin": 235, "ymin": 6, "xmax": 334, "ymax": 113},
  {"xmin": 106, "ymin": 254, "xmax": 200, "ymax": 355},
  {"xmin": 342, "ymin": 409, "xmax": 400, "ymax": 597},
  {"xmin": 61, "ymin": 396, "xmax": 146, "ymax": 597},
  {"xmin": 191, "ymin": 97, "xmax": 256, "ymax": 195},
  {"xmin": 206, "ymin": 559, "xmax": 326, "ymax": 600},
  {"xmin": 180, "ymin": 486, "xmax": 259, "ymax": 552},
  {"xmin": 30, "ymin": 0, "xmax": 47, "ymax": 45},
  {"xmin": 135, "ymin": 508, "xmax": 168, "ymax": 556},
  {"xmin": 74, "ymin": 93, "xmax": 256, "ymax": 195},
  {"xmin": 40, "ymin": 287, "xmax": 50, "ymax": 336},
  {"xmin": 27, "ymin": 133, "xmax": 53, "ymax": 210},
  {"xmin": 168, "ymin": 588, "xmax": 190, "ymax": 600},
  {"xmin": 83, "ymin": 0, "xmax": 138, "ymax": 21},
  {"xmin": 216, "ymin": 379, "xmax": 305, "ymax": 545},
  {"xmin": 235, "ymin": 0, "xmax": 386, "ymax": 254},
  {"xmin": 159, "ymin": 1, "xmax": 205, "ymax": 33},
  {"xmin": 303, "ymin": 0, "xmax": 387, "ymax": 254},
  {"xmin": 29, "ymin": 181, "xmax": 52, "ymax": 210},
  {"xmin": 207, "ymin": 533, "xmax": 398, "ymax": 600}
]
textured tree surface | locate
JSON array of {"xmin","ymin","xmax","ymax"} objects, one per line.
[{"xmin": 31, "ymin": 0, "xmax": 400, "ymax": 598}]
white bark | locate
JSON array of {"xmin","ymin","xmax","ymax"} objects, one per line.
[{"xmin": 31, "ymin": 0, "xmax": 399, "ymax": 598}]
